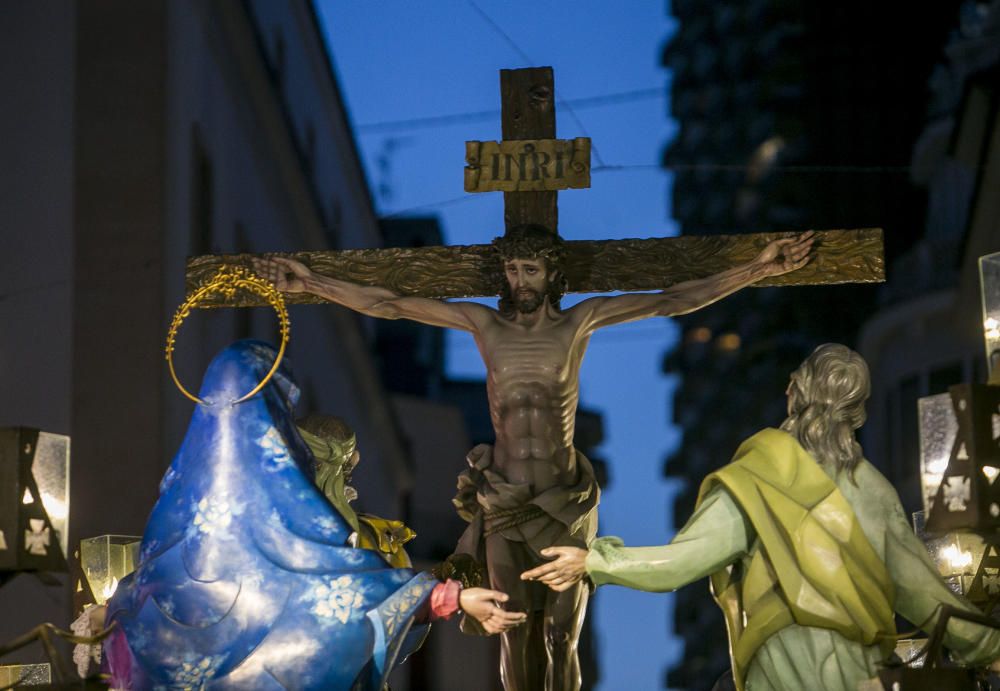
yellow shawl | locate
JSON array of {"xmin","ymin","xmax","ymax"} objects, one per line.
[{"xmin": 697, "ymin": 428, "xmax": 896, "ymax": 690}]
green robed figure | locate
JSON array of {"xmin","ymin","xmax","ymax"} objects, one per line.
[{"xmin": 523, "ymin": 344, "xmax": 1000, "ymax": 691}]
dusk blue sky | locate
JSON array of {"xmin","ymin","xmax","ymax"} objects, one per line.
[{"xmin": 318, "ymin": 3, "xmax": 684, "ymax": 687}]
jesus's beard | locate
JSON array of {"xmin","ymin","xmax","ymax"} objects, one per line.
[{"xmin": 514, "ymin": 288, "xmax": 544, "ymax": 313}]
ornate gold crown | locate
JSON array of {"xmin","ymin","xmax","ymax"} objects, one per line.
[{"xmin": 165, "ymin": 265, "xmax": 290, "ymax": 405}]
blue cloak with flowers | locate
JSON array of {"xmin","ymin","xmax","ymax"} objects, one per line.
[{"xmin": 105, "ymin": 341, "xmax": 435, "ymax": 690}]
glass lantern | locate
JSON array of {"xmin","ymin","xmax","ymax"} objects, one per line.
[
  {"xmin": 0, "ymin": 663, "xmax": 51, "ymax": 687},
  {"xmin": 0, "ymin": 428, "xmax": 70, "ymax": 575},
  {"xmin": 979, "ymin": 251, "xmax": 1000, "ymax": 381},
  {"xmin": 79, "ymin": 535, "xmax": 142, "ymax": 605},
  {"xmin": 918, "ymin": 394, "xmax": 957, "ymax": 515},
  {"xmin": 913, "ymin": 510, "xmax": 987, "ymax": 599}
]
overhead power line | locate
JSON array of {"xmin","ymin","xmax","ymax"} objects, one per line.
[
  {"xmin": 378, "ymin": 161, "xmax": 931, "ymax": 217},
  {"xmin": 382, "ymin": 194, "xmax": 483, "ymax": 219},
  {"xmin": 467, "ymin": 1, "xmax": 535, "ymax": 67},
  {"xmin": 355, "ymin": 88, "xmax": 665, "ymax": 134}
]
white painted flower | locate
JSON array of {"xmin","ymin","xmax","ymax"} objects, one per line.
[
  {"xmin": 341, "ymin": 548, "xmax": 365, "ymax": 566},
  {"xmin": 141, "ymin": 539, "xmax": 161, "ymax": 561},
  {"xmin": 378, "ymin": 577, "xmax": 435, "ymax": 638},
  {"xmin": 172, "ymin": 654, "xmax": 225, "ymax": 688},
  {"xmin": 129, "ymin": 623, "xmax": 150, "ymax": 651},
  {"xmin": 192, "ymin": 496, "xmax": 233, "ymax": 535},
  {"xmin": 160, "ymin": 467, "xmax": 180, "ymax": 490},
  {"xmin": 158, "ymin": 596, "xmax": 177, "ymax": 617},
  {"xmin": 382, "ymin": 588, "xmax": 420, "ymax": 637},
  {"xmin": 311, "ymin": 575, "xmax": 365, "ymax": 624},
  {"xmin": 258, "ymin": 426, "xmax": 293, "ymax": 471},
  {"xmin": 312, "ymin": 515, "xmax": 337, "ymax": 535}
]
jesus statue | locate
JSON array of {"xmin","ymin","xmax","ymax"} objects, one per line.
[{"xmin": 255, "ymin": 225, "xmax": 813, "ymax": 691}]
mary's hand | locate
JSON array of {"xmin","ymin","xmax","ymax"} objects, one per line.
[{"xmin": 459, "ymin": 588, "xmax": 527, "ymax": 634}]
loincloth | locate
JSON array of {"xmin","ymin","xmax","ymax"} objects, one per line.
[{"xmin": 452, "ymin": 444, "xmax": 600, "ymax": 569}]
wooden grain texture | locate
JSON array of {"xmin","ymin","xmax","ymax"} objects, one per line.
[
  {"xmin": 185, "ymin": 228, "xmax": 885, "ymax": 308},
  {"xmin": 500, "ymin": 67, "xmax": 557, "ymax": 232}
]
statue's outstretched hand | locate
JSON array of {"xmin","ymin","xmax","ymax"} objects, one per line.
[
  {"xmin": 520, "ymin": 546, "xmax": 588, "ymax": 592},
  {"xmin": 251, "ymin": 256, "xmax": 312, "ymax": 293},
  {"xmin": 459, "ymin": 588, "xmax": 527, "ymax": 634},
  {"xmin": 754, "ymin": 230, "xmax": 815, "ymax": 277}
]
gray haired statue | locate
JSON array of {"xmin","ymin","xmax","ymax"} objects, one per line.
[{"xmin": 523, "ymin": 344, "xmax": 1000, "ymax": 691}]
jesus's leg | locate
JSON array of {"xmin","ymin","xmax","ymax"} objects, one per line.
[
  {"xmin": 485, "ymin": 533, "xmax": 546, "ymax": 691},
  {"xmin": 543, "ymin": 576, "xmax": 588, "ymax": 691}
]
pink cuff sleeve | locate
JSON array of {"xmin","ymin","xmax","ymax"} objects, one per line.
[{"xmin": 429, "ymin": 579, "xmax": 462, "ymax": 621}]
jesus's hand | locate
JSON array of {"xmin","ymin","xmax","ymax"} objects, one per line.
[
  {"xmin": 252, "ymin": 256, "xmax": 313, "ymax": 293},
  {"xmin": 753, "ymin": 231, "xmax": 815, "ymax": 277},
  {"xmin": 520, "ymin": 546, "xmax": 588, "ymax": 592}
]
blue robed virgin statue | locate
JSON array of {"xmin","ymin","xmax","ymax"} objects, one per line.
[{"xmin": 104, "ymin": 341, "xmax": 440, "ymax": 690}]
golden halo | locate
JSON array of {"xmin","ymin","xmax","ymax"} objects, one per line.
[{"xmin": 165, "ymin": 266, "xmax": 290, "ymax": 405}]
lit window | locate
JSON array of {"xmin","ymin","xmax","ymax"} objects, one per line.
[
  {"xmin": 686, "ymin": 327, "xmax": 712, "ymax": 344},
  {"xmin": 716, "ymin": 333, "xmax": 741, "ymax": 352}
]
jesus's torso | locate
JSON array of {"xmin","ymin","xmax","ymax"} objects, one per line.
[{"xmin": 475, "ymin": 306, "xmax": 589, "ymax": 492}]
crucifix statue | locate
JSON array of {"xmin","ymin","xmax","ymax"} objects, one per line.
[{"xmin": 186, "ymin": 67, "xmax": 884, "ymax": 691}]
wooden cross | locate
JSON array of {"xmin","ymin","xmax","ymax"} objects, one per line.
[
  {"xmin": 464, "ymin": 66, "xmax": 588, "ymax": 232},
  {"xmin": 185, "ymin": 67, "xmax": 884, "ymax": 307}
]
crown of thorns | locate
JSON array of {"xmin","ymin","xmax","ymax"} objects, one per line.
[{"xmin": 491, "ymin": 224, "xmax": 566, "ymax": 267}]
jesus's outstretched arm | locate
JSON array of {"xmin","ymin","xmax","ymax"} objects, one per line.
[
  {"xmin": 254, "ymin": 256, "xmax": 492, "ymax": 332},
  {"xmin": 571, "ymin": 232, "xmax": 814, "ymax": 333}
]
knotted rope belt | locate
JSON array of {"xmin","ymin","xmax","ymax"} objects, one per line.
[{"xmin": 483, "ymin": 505, "xmax": 547, "ymax": 536}]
